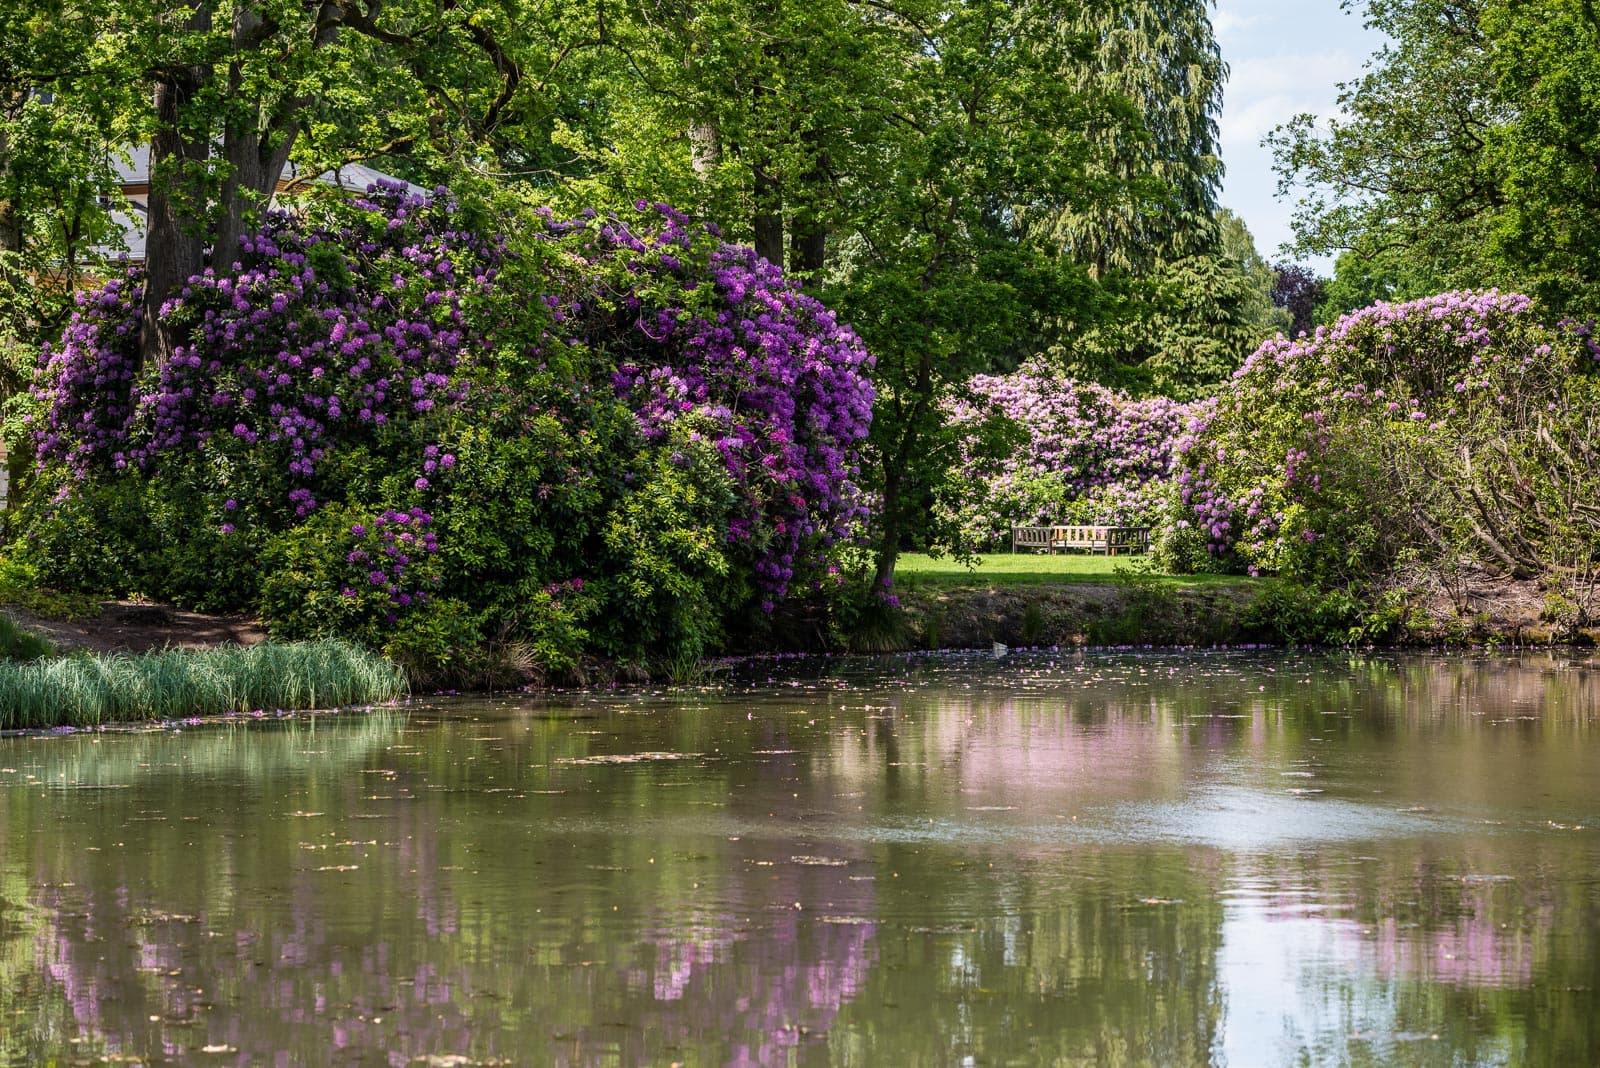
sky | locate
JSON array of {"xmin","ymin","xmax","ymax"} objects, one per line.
[{"xmin": 1213, "ymin": 0, "xmax": 1387, "ymax": 272}]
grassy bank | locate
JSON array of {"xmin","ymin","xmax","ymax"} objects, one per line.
[
  {"xmin": 0, "ymin": 640, "xmax": 407, "ymax": 730},
  {"xmin": 889, "ymin": 549, "xmax": 1248, "ymax": 591},
  {"xmin": 893, "ymin": 552, "xmax": 1250, "ymax": 589}
]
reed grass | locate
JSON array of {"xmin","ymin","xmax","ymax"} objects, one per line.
[{"xmin": 0, "ymin": 640, "xmax": 407, "ymax": 730}]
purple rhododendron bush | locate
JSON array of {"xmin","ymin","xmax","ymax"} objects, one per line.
[
  {"xmin": 8, "ymin": 186, "xmax": 874, "ymax": 678},
  {"xmin": 935, "ymin": 364, "xmax": 1204, "ymax": 551},
  {"xmin": 1171, "ymin": 290, "xmax": 1600, "ymax": 633}
]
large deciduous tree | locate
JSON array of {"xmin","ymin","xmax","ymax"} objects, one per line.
[
  {"xmin": 837, "ymin": 0, "xmax": 1103, "ymax": 586},
  {"xmin": 1271, "ymin": 0, "xmax": 1600, "ymax": 316},
  {"xmin": 126, "ymin": 0, "xmax": 562, "ymax": 363},
  {"xmin": 9, "ymin": 0, "xmax": 584, "ymax": 364}
]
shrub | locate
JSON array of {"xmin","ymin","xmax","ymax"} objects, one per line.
[
  {"xmin": 1175, "ymin": 290, "xmax": 1600, "ymax": 619},
  {"xmin": 0, "ymin": 614, "xmax": 54, "ymax": 661},
  {"xmin": 10, "ymin": 192, "xmax": 875, "ymax": 675},
  {"xmin": 935, "ymin": 363, "xmax": 1201, "ymax": 551}
]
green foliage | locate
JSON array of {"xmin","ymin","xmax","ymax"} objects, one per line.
[
  {"xmin": 1062, "ymin": 211, "xmax": 1284, "ymax": 396},
  {"xmin": 257, "ymin": 505, "xmax": 436, "ymax": 647},
  {"xmin": 7, "ymin": 478, "xmax": 152, "ymax": 600},
  {"xmin": 0, "ymin": 613, "xmax": 52, "ymax": 661},
  {"xmin": 0, "ymin": 553, "xmax": 98, "ymax": 620},
  {"xmin": 1178, "ymin": 288, "xmax": 1600, "ymax": 626},
  {"xmin": 1150, "ymin": 517, "xmax": 1213, "ymax": 576},
  {"xmin": 1273, "ymin": 0, "xmax": 1600, "ymax": 318},
  {"xmin": 1050, "ymin": 0, "xmax": 1228, "ymax": 273},
  {"xmin": 594, "ymin": 425, "xmax": 743, "ymax": 665},
  {"xmin": 0, "ymin": 639, "xmax": 405, "ymax": 730},
  {"xmin": 1240, "ymin": 579, "xmax": 1363, "ymax": 645}
]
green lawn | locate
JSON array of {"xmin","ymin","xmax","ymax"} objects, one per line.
[{"xmin": 891, "ymin": 551, "xmax": 1252, "ymax": 589}]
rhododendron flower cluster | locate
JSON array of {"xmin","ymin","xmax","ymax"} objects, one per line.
[
  {"xmin": 31, "ymin": 181, "xmax": 489, "ymax": 509},
  {"xmin": 341, "ymin": 508, "xmax": 441, "ymax": 616},
  {"xmin": 936, "ymin": 363, "xmax": 1202, "ymax": 550},
  {"xmin": 1173, "ymin": 289, "xmax": 1599, "ymax": 577},
  {"xmin": 21, "ymin": 188, "xmax": 875, "ymax": 650},
  {"xmin": 572, "ymin": 203, "xmax": 875, "ymax": 599}
]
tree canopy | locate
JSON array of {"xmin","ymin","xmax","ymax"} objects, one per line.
[{"xmin": 1272, "ymin": 0, "xmax": 1600, "ymax": 317}]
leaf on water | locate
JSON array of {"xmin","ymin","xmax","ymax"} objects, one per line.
[
  {"xmin": 557, "ymin": 752, "xmax": 701, "ymax": 765},
  {"xmin": 790, "ymin": 855, "xmax": 849, "ymax": 866},
  {"xmin": 132, "ymin": 911, "xmax": 199, "ymax": 925}
]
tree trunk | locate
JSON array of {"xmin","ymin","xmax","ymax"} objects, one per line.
[
  {"xmin": 789, "ymin": 218, "xmax": 826, "ymax": 277},
  {"xmin": 689, "ymin": 118, "xmax": 720, "ymax": 176},
  {"xmin": 753, "ymin": 164, "xmax": 783, "ymax": 266},
  {"xmin": 214, "ymin": 5, "xmax": 324, "ymax": 272},
  {"xmin": 873, "ymin": 468, "xmax": 902, "ymax": 591},
  {"xmin": 213, "ymin": 106, "xmax": 301, "ymax": 274},
  {"xmin": 141, "ymin": 5, "xmax": 213, "ymax": 367}
]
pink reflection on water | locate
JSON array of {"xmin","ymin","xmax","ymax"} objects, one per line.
[{"xmin": 1355, "ymin": 909, "xmax": 1536, "ymax": 988}]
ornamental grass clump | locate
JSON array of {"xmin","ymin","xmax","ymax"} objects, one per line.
[
  {"xmin": 936, "ymin": 362, "xmax": 1203, "ymax": 552},
  {"xmin": 1172, "ymin": 290, "xmax": 1600, "ymax": 621},
  {"xmin": 0, "ymin": 640, "xmax": 405, "ymax": 730},
  {"xmin": 11, "ymin": 191, "xmax": 875, "ymax": 673}
]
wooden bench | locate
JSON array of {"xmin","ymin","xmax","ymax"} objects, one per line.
[
  {"xmin": 1011, "ymin": 524, "xmax": 1151, "ymax": 555},
  {"xmin": 1011, "ymin": 525, "xmax": 1057, "ymax": 552}
]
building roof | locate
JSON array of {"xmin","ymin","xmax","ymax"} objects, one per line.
[
  {"xmin": 105, "ymin": 147, "xmax": 427, "ymax": 263},
  {"xmin": 114, "ymin": 145, "xmax": 427, "ymax": 197}
]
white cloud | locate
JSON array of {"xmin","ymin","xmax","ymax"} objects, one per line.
[
  {"xmin": 1220, "ymin": 53, "xmax": 1363, "ymax": 148},
  {"xmin": 1212, "ymin": 7, "xmax": 1265, "ymax": 44},
  {"xmin": 1213, "ymin": 1, "xmax": 1389, "ymax": 269}
]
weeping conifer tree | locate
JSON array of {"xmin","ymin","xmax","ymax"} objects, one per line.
[
  {"xmin": 1050, "ymin": 0, "xmax": 1227, "ymax": 274},
  {"xmin": 1033, "ymin": 0, "xmax": 1282, "ymax": 396}
]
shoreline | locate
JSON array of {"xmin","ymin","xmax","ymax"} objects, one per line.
[{"xmin": 8, "ymin": 580, "xmax": 1598, "ymax": 662}]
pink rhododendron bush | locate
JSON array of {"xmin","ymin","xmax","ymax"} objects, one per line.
[
  {"xmin": 9, "ymin": 188, "xmax": 874, "ymax": 676},
  {"xmin": 935, "ymin": 364, "xmax": 1203, "ymax": 551},
  {"xmin": 1172, "ymin": 290, "xmax": 1600, "ymax": 627}
]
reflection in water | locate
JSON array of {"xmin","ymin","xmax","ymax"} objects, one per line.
[{"xmin": 1, "ymin": 651, "xmax": 1598, "ymax": 1065}]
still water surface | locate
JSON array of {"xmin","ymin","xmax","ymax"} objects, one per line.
[{"xmin": 3, "ymin": 651, "xmax": 1600, "ymax": 1066}]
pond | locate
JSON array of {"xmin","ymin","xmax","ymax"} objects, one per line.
[{"xmin": 3, "ymin": 650, "xmax": 1599, "ymax": 1066}]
